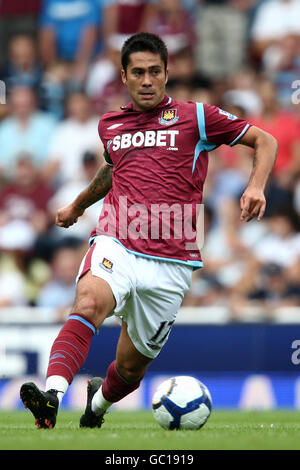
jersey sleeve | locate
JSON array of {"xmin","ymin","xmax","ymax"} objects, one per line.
[
  {"xmin": 98, "ymin": 117, "xmax": 114, "ymax": 166},
  {"xmin": 197, "ymin": 103, "xmax": 251, "ymax": 149}
]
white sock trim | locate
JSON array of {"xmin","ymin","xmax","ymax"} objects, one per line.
[
  {"xmin": 45, "ymin": 375, "xmax": 69, "ymax": 405},
  {"xmin": 91, "ymin": 385, "xmax": 113, "ymax": 415}
]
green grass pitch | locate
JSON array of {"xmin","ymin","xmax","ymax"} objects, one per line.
[{"xmin": 1, "ymin": 409, "xmax": 300, "ymax": 450}]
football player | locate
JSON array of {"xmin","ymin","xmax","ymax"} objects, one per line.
[{"xmin": 20, "ymin": 32, "xmax": 277, "ymax": 429}]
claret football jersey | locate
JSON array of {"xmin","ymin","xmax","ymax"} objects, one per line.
[{"xmin": 90, "ymin": 95, "xmax": 251, "ymax": 268}]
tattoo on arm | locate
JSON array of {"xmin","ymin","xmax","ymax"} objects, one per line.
[
  {"xmin": 253, "ymin": 145, "xmax": 258, "ymax": 168},
  {"xmin": 77, "ymin": 163, "xmax": 113, "ymax": 210}
]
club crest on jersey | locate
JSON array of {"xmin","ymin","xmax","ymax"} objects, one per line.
[
  {"xmin": 158, "ymin": 108, "xmax": 179, "ymax": 126},
  {"xmin": 100, "ymin": 257, "xmax": 113, "ymax": 272}
]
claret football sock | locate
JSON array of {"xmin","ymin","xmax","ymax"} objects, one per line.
[
  {"xmin": 91, "ymin": 360, "xmax": 143, "ymax": 414},
  {"xmin": 46, "ymin": 313, "xmax": 96, "ymax": 385}
]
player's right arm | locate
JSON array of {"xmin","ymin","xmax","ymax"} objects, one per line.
[{"xmin": 55, "ymin": 160, "xmax": 113, "ymax": 228}]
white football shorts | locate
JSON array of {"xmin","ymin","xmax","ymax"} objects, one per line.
[{"xmin": 76, "ymin": 235, "xmax": 193, "ymax": 359}]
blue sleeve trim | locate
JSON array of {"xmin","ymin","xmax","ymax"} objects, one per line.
[
  {"xmin": 192, "ymin": 103, "xmax": 216, "ymax": 173},
  {"xmin": 196, "ymin": 102, "xmax": 207, "ymax": 141},
  {"xmin": 229, "ymin": 124, "xmax": 250, "ymax": 146}
]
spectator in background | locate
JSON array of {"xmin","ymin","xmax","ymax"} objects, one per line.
[
  {"xmin": 44, "ymin": 91, "xmax": 103, "ymax": 186},
  {"xmin": 222, "ymin": 68, "xmax": 263, "ymax": 116},
  {"xmin": 200, "ymin": 197, "xmax": 268, "ymax": 293},
  {"xmin": 247, "ymin": 78, "xmax": 300, "ymax": 217},
  {"xmin": 238, "ymin": 208, "xmax": 300, "ymax": 314},
  {"xmin": 261, "ymin": 34, "xmax": 300, "ymax": 110},
  {"xmin": 0, "ymin": 86, "xmax": 57, "ymax": 180},
  {"xmin": 0, "ymin": 0, "xmax": 41, "ymax": 68},
  {"xmin": 36, "ymin": 243, "xmax": 83, "ymax": 320},
  {"xmin": 38, "ymin": 0, "xmax": 107, "ymax": 88},
  {"xmin": 85, "ymin": 47, "xmax": 129, "ymax": 115},
  {"xmin": 85, "ymin": 48, "xmax": 120, "ymax": 102},
  {"xmin": 166, "ymin": 47, "xmax": 198, "ymax": 86},
  {"xmin": 249, "ymin": 78, "xmax": 300, "ymax": 184},
  {"xmin": 0, "ymin": 35, "xmax": 43, "ymax": 95},
  {"xmin": 0, "ymin": 254, "xmax": 27, "ymax": 307},
  {"xmin": 250, "ymin": 0, "xmax": 300, "ymax": 64},
  {"xmin": 252, "ymin": 208, "xmax": 300, "ymax": 271},
  {"xmin": 104, "ymin": 0, "xmax": 158, "ymax": 52},
  {"xmin": 248, "ymin": 262, "xmax": 300, "ymax": 310},
  {"xmin": 194, "ymin": 0, "xmax": 254, "ymax": 80},
  {"xmin": 183, "ymin": 197, "xmax": 268, "ymax": 314},
  {"xmin": 47, "ymin": 151, "xmax": 102, "ymax": 244},
  {"xmin": 39, "ymin": 61, "xmax": 71, "ymax": 120},
  {"xmin": 0, "ymin": 154, "xmax": 53, "ymax": 257},
  {"xmin": 148, "ymin": 0, "xmax": 195, "ymax": 60}
]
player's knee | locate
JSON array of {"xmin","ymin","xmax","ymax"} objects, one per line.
[{"xmin": 73, "ymin": 293, "xmax": 107, "ymax": 328}]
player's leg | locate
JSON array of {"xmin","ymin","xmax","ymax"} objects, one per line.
[
  {"xmin": 20, "ymin": 270, "xmax": 116, "ymax": 429},
  {"xmin": 116, "ymin": 319, "xmax": 153, "ymax": 382},
  {"xmin": 46, "ymin": 270, "xmax": 116, "ymax": 388},
  {"xmin": 85, "ymin": 258, "xmax": 193, "ymax": 420},
  {"xmin": 20, "ymin": 235, "xmax": 134, "ymax": 429},
  {"xmin": 92, "ymin": 321, "xmax": 152, "ymax": 411},
  {"xmin": 80, "ymin": 257, "xmax": 192, "ymax": 428},
  {"xmin": 80, "ymin": 320, "xmax": 153, "ymax": 427}
]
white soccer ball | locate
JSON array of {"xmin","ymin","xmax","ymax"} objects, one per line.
[{"xmin": 152, "ymin": 376, "xmax": 212, "ymax": 430}]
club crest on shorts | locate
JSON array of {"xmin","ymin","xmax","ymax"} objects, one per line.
[
  {"xmin": 100, "ymin": 257, "xmax": 113, "ymax": 272},
  {"xmin": 158, "ymin": 108, "xmax": 179, "ymax": 125}
]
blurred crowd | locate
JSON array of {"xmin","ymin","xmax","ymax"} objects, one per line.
[{"xmin": 0, "ymin": 0, "xmax": 300, "ymax": 321}]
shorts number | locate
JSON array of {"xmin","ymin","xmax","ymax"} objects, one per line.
[{"xmin": 147, "ymin": 320, "xmax": 175, "ymax": 350}]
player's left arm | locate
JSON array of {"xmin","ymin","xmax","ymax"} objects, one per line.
[{"xmin": 237, "ymin": 125, "xmax": 278, "ymax": 222}]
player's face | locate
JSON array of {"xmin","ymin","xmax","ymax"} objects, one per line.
[{"xmin": 121, "ymin": 51, "xmax": 168, "ymax": 112}]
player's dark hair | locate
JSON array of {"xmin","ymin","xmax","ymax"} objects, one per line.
[{"xmin": 121, "ymin": 32, "xmax": 168, "ymax": 73}]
